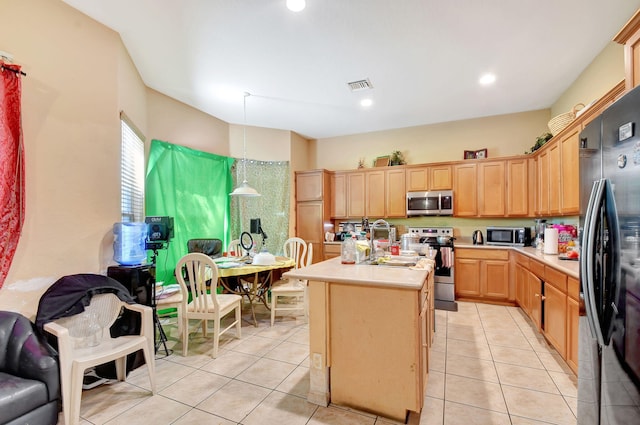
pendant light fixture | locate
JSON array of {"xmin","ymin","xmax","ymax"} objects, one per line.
[{"xmin": 230, "ymin": 92, "xmax": 260, "ymax": 197}]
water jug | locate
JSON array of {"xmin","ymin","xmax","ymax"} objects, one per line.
[
  {"xmin": 113, "ymin": 222, "xmax": 147, "ymax": 266},
  {"xmin": 341, "ymin": 236, "xmax": 356, "ymax": 264}
]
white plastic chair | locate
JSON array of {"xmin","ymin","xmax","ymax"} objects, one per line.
[
  {"xmin": 270, "ymin": 238, "xmax": 313, "ymax": 326},
  {"xmin": 175, "ymin": 253, "xmax": 242, "ymax": 358},
  {"xmin": 227, "ymin": 239, "xmax": 243, "ymax": 257},
  {"xmin": 44, "ymin": 293, "xmax": 155, "ymax": 425}
]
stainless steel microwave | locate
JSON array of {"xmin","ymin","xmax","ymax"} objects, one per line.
[
  {"xmin": 406, "ymin": 190, "xmax": 453, "ymax": 216},
  {"xmin": 486, "ymin": 227, "xmax": 532, "ymax": 246}
]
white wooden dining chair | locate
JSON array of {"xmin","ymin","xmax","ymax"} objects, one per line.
[
  {"xmin": 44, "ymin": 293, "xmax": 155, "ymax": 425},
  {"xmin": 270, "ymin": 238, "xmax": 313, "ymax": 326},
  {"xmin": 175, "ymin": 253, "xmax": 242, "ymax": 358},
  {"xmin": 227, "ymin": 239, "xmax": 243, "ymax": 257}
]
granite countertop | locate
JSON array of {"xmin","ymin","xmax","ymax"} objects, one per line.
[
  {"xmin": 455, "ymin": 243, "xmax": 579, "ymax": 278},
  {"xmin": 283, "ymin": 256, "xmax": 429, "ymax": 290}
]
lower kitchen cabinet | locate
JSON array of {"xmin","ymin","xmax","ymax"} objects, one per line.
[
  {"xmin": 543, "ymin": 282, "xmax": 567, "ymax": 358},
  {"xmin": 528, "ymin": 271, "xmax": 543, "ymax": 330},
  {"xmin": 454, "ymin": 248, "xmax": 510, "ymax": 302},
  {"xmin": 511, "ymin": 252, "xmax": 578, "ymax": 375},
  {"xmin": 324, "ymin": 243, "xmax": 341, "ymax": 260},
  {"xmin": 565, "ymin": 276, "xmax": 580, "ymax": 374}
]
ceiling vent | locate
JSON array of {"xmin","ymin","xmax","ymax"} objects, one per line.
[{"xmin": 347, "ymin": 78, "xmax": 373, "ymax": 91}]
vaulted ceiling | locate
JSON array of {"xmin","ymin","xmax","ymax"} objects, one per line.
[{"xmin": 62, "ymin": 0, "xmax": 640, "ymax": 139}]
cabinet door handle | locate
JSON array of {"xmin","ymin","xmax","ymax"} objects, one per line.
[{"xmin": 540, "ymin": 295, "xmax": 546, "ymax": 301}]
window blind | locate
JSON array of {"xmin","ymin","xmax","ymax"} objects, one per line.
[{"xmin": 120, "ymin": 113, "xmax": 145, "ymax": 222}]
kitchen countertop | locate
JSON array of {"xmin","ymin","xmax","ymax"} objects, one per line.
[
  {"xmin": 282, "ymin": 256, "xmax": 429, "ymax": 289},
  {"xmin": 456, "ymin": 243, "xmax": 579, "ymax": 278}
]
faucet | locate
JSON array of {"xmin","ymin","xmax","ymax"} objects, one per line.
[{"xmin": 369, "ymin": 219, "xmax": 391, "ymax": 259}]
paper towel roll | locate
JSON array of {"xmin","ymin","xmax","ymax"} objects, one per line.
[{"xmin": 544, "ymin": 228, "xmax": 559, "ymax": 255}]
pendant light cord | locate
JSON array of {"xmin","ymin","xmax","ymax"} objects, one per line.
[{"xmin": 242, "ymin": 92, "xmax": 250, "ymax": 182}]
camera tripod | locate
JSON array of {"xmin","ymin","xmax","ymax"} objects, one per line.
[{"xmin": 149, "ymin": 247, "xmax": 171, "ymax": 357}]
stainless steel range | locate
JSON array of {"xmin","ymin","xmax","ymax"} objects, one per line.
[{"xmin": 408, "ymin": 227, "xmax": 458, "ymax": 311}]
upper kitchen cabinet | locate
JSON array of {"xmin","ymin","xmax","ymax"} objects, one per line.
[
  {"xmin": 295, "ymin": 170, "xmax": 331, "ymax": 264},
  {"xmin": 453, "ymin": 162, "xmax": 477, "ymax": 216},
  {"xmin": 535, "ymin": 123, "xmax": 580, "ymax": 217},
  {"xmin": 347, "ymin": 171, "xmax": 366, "ymax": 218},
  {"xmin": 478, "ymin": 160, "xmax": 506, "ymax": 217},
  {"xmin": 331, "ymin": 172, "xmax": 347, "ymax": 219},
  {"xmin": 560, "ymin": 127, "xmax": 580, "ymax": 215},
  {"xmin": 614, "ymin": 9, "xmax": 640, "ymax": 91},
  {"xmin": 366, "ymin": 170, "xmax": 386, "ymax": 218},
  {"xmin": 507, "ymin": 158, "xmax": 529, "ymax": 216},
  {"xmin": 366, "ymin": 167, "xmax": 406, "ymax": 218},
  {"xmin": 296, "ymin": 170, "xmax": 328, "ymax": 202},
  {"xmin": 385, "ymin": 167, "xmax": 407, "ymax": 217},
  {"xmin": 405, "ymin": 164, "xmax": 452, "ymax": 191}
]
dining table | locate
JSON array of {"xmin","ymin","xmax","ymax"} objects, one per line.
[{"xmin": 214, "ymin": 256, "xmax": 296, "ymax": 326}]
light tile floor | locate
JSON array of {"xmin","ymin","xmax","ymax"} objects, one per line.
[{"xmin": 66, "ymin": 301, "xmax": 577, "ymax": 425}]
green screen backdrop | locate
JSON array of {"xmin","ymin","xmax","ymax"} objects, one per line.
[{"xmin": 145, "ymin": 139, "xmax": 234, "ymax": 284}]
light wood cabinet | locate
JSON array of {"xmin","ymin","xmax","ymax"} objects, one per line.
[
  {"xmin": 614, "ymin": 10, "xmax": 640, "ymax": 91},
  {"xmin": 296, "ymin": 201, "xmax": 325, "ymax": 264},
  {"xmin": 548, "ymin": 141, "xmax": 561, "ymax": 215},
  {"xmin": 323, "ymin": 243, "xmax": 341, "ymax": 260},
  {"xmin": 544, "ymin": 282, "xmax": 567, "ymax": 358},
  {"xmin": 528, "ymin": 157, "xmax": 537, "ymax": 216},
  {"xmin": 330, "ymin": 172, "xmax": 347, "ymax": 219},
  {"xmin": 406, "ymin": 166, "xmax": 429, "ymax": 191},
  {"xmin": 385, "ymin": 167, "xmax": 407, "ymax": 217},
  {"xmin": 454, "ymin": 258, "xmax": 481, "ymax": 297},
  {"xmin": 507, "ymin": 158, "xmax": 529, "ymax": 216},
  {"xmin": 366, "ymin": 170, "xmax": 386, "ymax": 218},
  {"xmin": 296, "ymin": 170, "xmax": 325, "ymax": 202},
  {"xmin": 537, "ymin": 145, "xmax": 551, "ymax": 215},
  {"xmin": 565, "ymin": 276, "xmax": 580, "ymax": 374},
  {"xmin": 406, "ymin": 164, "xmax": 452, "ymax": 191},
  {"xmin": 478, "ymin": 161, "xmax": 506, "ymax": 216},
  {"xmin": 347, "ymin": 172, "xmax": 366, "ymax": 218},
  {"xmin": 431, "ymin": 165, "xmax": 453, "ymax": 190},
  {"xmin": 560, "ymin": 128, "xmax": 580, "ymax": 214},
  {"xmin": 295, "ymin": 170, "xmax": 330, "ymax": 264},
  {"xmin": 515, "ymin": 262, "xmax": 528, "ymax": 312},
  {"xmin": 528, "ymin": 271, "xmax": 543, "ymax": 330},
  {"xmin": 327, "ymin": 273, "xmax": 433, "ymax": 420},
  {"xmin": 453, "ymin": 163, "xmax": 477, "ymax": 216},
  {"xmin": 454, "ymin": 248, "xmax": 510, "ymax": 302}
]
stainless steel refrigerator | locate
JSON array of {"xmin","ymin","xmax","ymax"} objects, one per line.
[{"xmin": 578, "ymin": 85, "xmax": 640, "ymax": 424}]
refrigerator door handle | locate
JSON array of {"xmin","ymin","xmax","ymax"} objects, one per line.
[
  {"xmin": 581, "ymin": 180, "xmax": 598, "ymax": 339},
  {"xmin": 585, "ymin": 178, "xmax": 606, "ymax": 346}
]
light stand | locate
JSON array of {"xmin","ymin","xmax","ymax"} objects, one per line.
[{"xmin": 147, "ymin": 242, "xmax": 170, "ymax": 357}]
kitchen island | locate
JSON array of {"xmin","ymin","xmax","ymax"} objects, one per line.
[{"xmin": 282, "ymin": 257, "xmax": 434, "ymax": 422}]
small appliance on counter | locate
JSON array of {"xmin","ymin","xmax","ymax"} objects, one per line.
[
  {"xmin": 486, "ymin": 226, "xmax": 531, "ymax": 246},
  {"xmin": 472, "ymin": 230, "xmax": 484, "ymax": 245}
]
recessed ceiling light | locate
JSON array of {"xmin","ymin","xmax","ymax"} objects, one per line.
[
  {"xmin": 360, "ymin": 98, "xmax": 373, "ymax": 108},
  {"xmin": 479, "ymin": 73, "xmax": 496, "ymax": 86},
  {"xmin": 286, "ymin": 0, "xmax": 306, "ymax": 12}
]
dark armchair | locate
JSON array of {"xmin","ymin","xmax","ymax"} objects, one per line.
[
  {"xmin": 0, "ymin": 311, "xmax": 60, "ymax": 425},
  {"xmin": 187, "ymin": 238, "xmax": 223, "ymax": 258}
]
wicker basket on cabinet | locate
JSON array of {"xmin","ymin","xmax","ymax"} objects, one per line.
[{"xmin": 548, "ymin": 103, "xmax": 585, "ymax": 136}]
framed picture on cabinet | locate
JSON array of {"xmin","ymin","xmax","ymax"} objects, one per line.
[
  {"xmin": 475, "ymin": 148, "xmax": 488, "ymax": 159},
  {"xmin": 463, "ymin": 150, "xmax": 476, "ymax": 159},
  {"xmin": 374, "ymin": 156, "xmax": 390, "ymax": 167}
]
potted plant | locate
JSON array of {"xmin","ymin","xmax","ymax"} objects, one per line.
[{"xmin": 390, "ymin": 150, "xmax": 406, "ymax": 165}]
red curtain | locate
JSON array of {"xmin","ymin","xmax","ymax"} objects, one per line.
[{"xmin": 0, "ymin": 63, "xmax": 25, "ymax": 288}]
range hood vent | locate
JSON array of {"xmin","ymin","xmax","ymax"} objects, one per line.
[{"xmin": 347, "ymin": 78, "xmax": 373, "ymax": 91}]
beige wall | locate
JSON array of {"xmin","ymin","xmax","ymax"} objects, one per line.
[
  {"xmin": 1, "ymin": 0, "xmax": 125, "ymax": 285},
  {"xmin": 147, "ymin": 89, "xmax": 229, "ymax": 155},
  {"xmin": 313, "ymin": 110, "xmax": 551, "ymax": 171},
  {"xmin": 551, "ymin": 42, "xmax": 626, "ymax": 117}
]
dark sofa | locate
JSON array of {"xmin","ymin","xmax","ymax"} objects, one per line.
[{"xmin": 0, "ymin": 311, "xmax": 60, "ymax": 425}]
